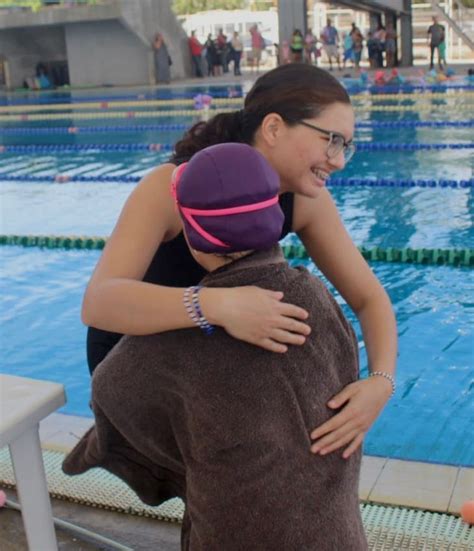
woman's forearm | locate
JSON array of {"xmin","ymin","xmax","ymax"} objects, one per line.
[
  {"xmin": 356, "ymin": 287, "xmax": 398, "ymax": 377},
  {"xmin": 82, "ymin": 279, "xmax": 221, "ymax": 335}
]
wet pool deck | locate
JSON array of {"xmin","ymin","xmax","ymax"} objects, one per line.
[{"xmin": 40, "ymin": 412, "xmax": 473, "ymax": 515}]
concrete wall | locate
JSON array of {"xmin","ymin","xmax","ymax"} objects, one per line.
[
  {"xmin": 0, "ymin": 26, "xmax": 67, "ymax": 88},
  {"xmin": 370, "ymin": 0, "xmax": 405, "ymax": 13},
  {"xmin": 0, "ymin": 2, "xmax": 120, "ymax": 29},
  {"xmin": 65, "ymin": 19, "xmax": 150, "ymax": 87},
  {"xmin": 117, "ymin": 0, "xmax": 191, "ymax": 81}
]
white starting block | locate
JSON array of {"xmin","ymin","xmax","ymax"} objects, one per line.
[{"xmin": 0, "ymin": 374, "xmax": 66, "ymax": 551}]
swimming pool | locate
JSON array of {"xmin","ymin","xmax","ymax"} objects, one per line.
[{"xmin": 1, "ymin": 82, "xmax": 473, "ymax": 467}]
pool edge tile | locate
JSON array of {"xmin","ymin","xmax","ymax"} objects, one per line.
[
  {"xmin": 368, "ymin": 458, "xmax": 458, "ymax": 512},
  {"xmin": 448, "ymin": 467, "xmax": 474, "ymax": 514},
  {"xmin": 359, "ymin": 455, "xmax": 388, "ymax": 500}
]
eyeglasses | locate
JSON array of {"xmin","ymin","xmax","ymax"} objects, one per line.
[{"xmin": 298, "ymin": 121, "xmax": 356, "ymax": 163}]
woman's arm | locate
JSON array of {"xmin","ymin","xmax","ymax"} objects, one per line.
[
  {"xmin": 294, "ymin": 189, "xmax": 397, "ymax": 378},
  {"xmin": 293, "ymin": 190, "xmax": 397, "ymax": 458},
  {"xmin": 82, "ymin": 164, "xmax": 310, "ymax": 350},
  {"xmin": 82, "ymin": 163, "xmax": 193, "ymax": 333}
]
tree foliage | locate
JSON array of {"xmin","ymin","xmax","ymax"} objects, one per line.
[{"xmin": 172, "ymin": 0, "xmax": 246, "ymax": 15}]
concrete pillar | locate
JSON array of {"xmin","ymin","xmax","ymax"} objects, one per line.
[
  {"xmin": 278, "ymin": 0, "xmax": 306, "ymax": 46},
  {"xmin": 400, "ymin": 0, "xmax": 413, "ymax": 66},
  {"xmin": 369, "ymin": 12, "xmax": 381, "ymax": 31}
]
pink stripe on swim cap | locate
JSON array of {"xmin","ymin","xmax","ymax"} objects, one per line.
[
  {"xmin": 180, "ymin": 195, "xmax": 279, "ymax": 248},
  {"xmin": 171, "ymin": 162, "xmax": 188, "ymax": 202}
]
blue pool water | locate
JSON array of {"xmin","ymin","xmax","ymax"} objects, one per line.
[{"xmin": 1, "ymin": 83, "xmax": 473, "ymax": 467}]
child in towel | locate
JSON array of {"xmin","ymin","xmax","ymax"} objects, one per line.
[{"xmin": 63, "ymin": 143, "xmax": 371, "ymax": 550}]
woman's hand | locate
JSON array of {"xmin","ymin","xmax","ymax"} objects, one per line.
[
  {"xmin": 310, "ymin": 376, "xmax": 393, "ymax": 459},
  {"xmin": 203, "ymin": 286, "xmax": 311, "ymax": 353}
]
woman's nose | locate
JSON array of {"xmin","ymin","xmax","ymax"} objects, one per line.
[{"xmin": 328, "ymin": 149, "xmax": 346, "ymax": 170}]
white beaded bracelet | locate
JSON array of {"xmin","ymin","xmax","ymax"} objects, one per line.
[{"xmin": 369, "ymin": 371, "xmax": 396, "ymax": 397}]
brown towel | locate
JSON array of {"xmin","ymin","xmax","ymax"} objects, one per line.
[{"xmin": 63, "ymin": 246, "xmax": 368, "ymax": 550}]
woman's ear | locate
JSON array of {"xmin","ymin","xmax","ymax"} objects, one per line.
[{"xmin": 259, "ymin": 113, "xmax": 286, "ymax": 146}]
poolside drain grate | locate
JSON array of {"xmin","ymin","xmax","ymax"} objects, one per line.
[{"xmin": 0, "ymin": 448, "xmax": 472, "ymax": 549}]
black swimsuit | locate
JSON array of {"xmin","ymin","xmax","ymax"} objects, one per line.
[{"xmin": 86, "ymin": 192, "xmax": 294, "ymax": 373}]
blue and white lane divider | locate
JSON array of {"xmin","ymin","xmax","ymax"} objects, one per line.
[
  {"xmin": 0, "ymin": 174, "xmax": 472, "ymax": 188},
  {"xmin": 1, "ymin": 120, "xmax": 473, "ymax": 135},
  {"xmin": 0, "ymin": 142, "xmax": 473, "ymax": 154}
]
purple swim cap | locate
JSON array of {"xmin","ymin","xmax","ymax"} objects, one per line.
[{"xmin": 171, "ymin": 143, "xmax": 284, "ymax": 253}]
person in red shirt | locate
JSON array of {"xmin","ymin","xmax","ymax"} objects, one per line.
[{"xmin": 189, "ymin": 31, "xmax": 203, "ymax": 78}]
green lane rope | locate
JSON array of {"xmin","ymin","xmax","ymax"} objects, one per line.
[
  {"xmin": 1, "ymin": 235, "xmax": 472, "ymax": 267},
  {"xmin": 0, "ymin": 235, "xmax": 107, "ymax": 250},
  {"xmin": 282, "ymin": 244, "xmax": 474, "ymax": 267}
]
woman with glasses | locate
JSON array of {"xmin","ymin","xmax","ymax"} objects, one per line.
[{"xmin": 85, "ymin": 64, "xmax": 397, "ymax": 477}]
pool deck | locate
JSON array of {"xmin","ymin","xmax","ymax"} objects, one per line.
[{"xmin": 39, "ymin": 412, "xmax": 473, "ymax": 516}]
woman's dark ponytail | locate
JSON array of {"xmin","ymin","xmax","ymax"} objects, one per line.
[{"xmin": 170, "ymin": 110, "xmax": 246, "ymax": 164}]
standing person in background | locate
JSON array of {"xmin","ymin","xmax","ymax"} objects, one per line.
[
  {"xmin": 342, "ymin": 32, "xmax": 354, "ymax": 69},
  {"xmin": 427, "ymin": 16, "xmax": 445, "ymax": 70},
  {"xmin": 249, "ymin": 24, "xmax": 264, "ymax": 73},
  {"xmin": 384, "ymin": 22, "xmax": 397, "ymax": 68},
  {"xmin": 290, "ymin": 29, "xmax": 304, "ymax": 63},
  {"xmin": 350, "ymin": 25, "xmax": 364, "ymax": 70},
  {"xmin": 152, "ymin": 33, "xmax": 171, "ymax": 85},
  {"xmin": 367, "ymin": 32, "xmax": 378, "ymax": 69},
  {"xmin": 204, "ymin": 34, "xmax": 215, "ymax": 77},
  {"xmin": 231, "ymin": 31, "xmax": 243, "ymax": 76},
  {"xmin": 321, "ymin": 18, "xmax": 341, "ymax": 71},
  {"xmin": 439, "ymin": 36, "xmax": 447, "ymax": 69},
  {"xmin": 188, "ymin": 31, "xmax": 203, "ymax": 78},
  {"xmin": 216, "ymin": 29, "xmax": 229, "ymax": 74},
  {"xmin": 373, "ymin": 23, "xmax": 386, "ymax": 68},
  {"xmin": 304, "ymin": 29, "xmax": 318, "ymax": 65}
]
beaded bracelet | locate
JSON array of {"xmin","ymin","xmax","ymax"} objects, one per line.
[
  {"xmin": 183, "ymin": 285, "xmax": 215, "ymax": 335},
  {"xmin": 369, "ymin": 371, "xmax": 396, "ymax": 397}
]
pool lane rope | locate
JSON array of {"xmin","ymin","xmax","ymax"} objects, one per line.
[
  {"xmin": 1, "ymin": 143, "xmax": 472, "ymax": 154},
  {"xmin": 1, "ymin": 235, "xmax": 472, "ymax": 267},
  {"xmin": 1, "ymin": 102, "xmax": 473, "ymax": 122},
  {"xmin": 3, "ymin": 119, "xmax": 473, "ymax": 136},
  {"xmin": 1, "ymin": 175, "xmax": 472, "ymax": 188},
  {"xmin": 2, "ymin": 82, "xmax": 473, "ymax": 105},
  {"xmin": 1, "ymin": 91, "xmax": 473, "ymax": 113}
]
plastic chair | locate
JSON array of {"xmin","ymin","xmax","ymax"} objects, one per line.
[{"xmin": 0, "ymin": 374, "xmax": 66, "ymax": 551}]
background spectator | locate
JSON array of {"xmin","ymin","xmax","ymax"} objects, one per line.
[
  {"xmin": 385, "ymin": 22, "xmax": 397, "ymax": 67},
  {"xmin": 230, "ymin": 31, "xmax": 243, "ymax": 76},
  {"xmin": 290, "ymin": 29, "xmax": 304, "ymax": 63},
  {"xmin": 367, "ymin": 32, "xmax": 378, "ymax": 69},
  {"xmin": 204, "ymin": 34, "xmax": 215, "ymax": 76},
  {"xmin": 152, "ymin": 33, "xmax": 171, "ymax": 85},
  {"xmin": 189, "ymin": 30, "xmax": 203, "ymax": 78},
  {"xmin": 320, "ymin": 18, "xmax": 341, "ymax": 71},
  {"xmin": 427, "ymin": 16, "xmax": 445, "ymax": 70},
  {"xmin": 249, "ymin": 24, "xmax": 264, "ymax": 73},
  {"xmin": 304, "ymin": 29, "xmax": 318, "ymax": 65},
  {"xmin": 350, "ymin": 24, "xmax": 364, "ymax": 70},
  {"xmin": 374, "ymin": 23, "xmax": 386, "ymax": 68},
  {"xmin": 342, "ymin": 32, "xmax": 353, "ymax": 68},
  {"xmin": 216, "ymin": 29, "xmax": 229, "ymax": 74}
]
